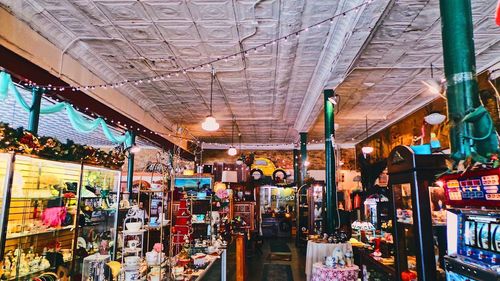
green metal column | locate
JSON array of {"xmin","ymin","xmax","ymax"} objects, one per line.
[
  {"xmin": 300, "ymin": 132, "xmax": 308, "ymax": 184},
  {"xmin": 324, "ymin": 90, "xmax": 339, "ymax": 233},
  {"xmin": 293, "ymin": 149, "xmax": 300, "ymax": 183},
  {"xmin": 126, "ymin": 132, "xmax": 136, "ymax": 193},
  {"xmin": 28, "ymin": 88, "xmax": 43, "ymax": 134},
  {"xmin": 439, "ymin": 0, "xmax": 481, "ymax": 161}
]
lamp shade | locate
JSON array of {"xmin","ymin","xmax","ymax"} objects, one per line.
[
  {"xmin": 221, "ymin": 170, "xmax": 238, "ymax": 183},
  {"xmin": 424, "ymin": 112, "xmax": 446, "ymax": 125},
  {"xmin": 361, "ymin": 146, "xmax": 374, "ymax": 154},
  {"xmin": 202, "ymin": 116, "xmax": 219, "ymax": 131},
  {"xmin": 227, "ymin": 146, "xmax": 237, "ymax": 156}
]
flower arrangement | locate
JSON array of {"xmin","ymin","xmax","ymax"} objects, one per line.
[
  {"xmin": 153, "ymin": 243, "xmax": 163, "ymax": 253},
  {"xmin": 0, "ymin": 122, "xmax": 125, "ymax": 169},
  {"xmin": 212, "ymin": 184, "xmax": 230, "ymax": 210}
]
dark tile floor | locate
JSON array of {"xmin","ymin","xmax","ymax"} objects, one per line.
[{"xmin": 204, "ymin": 238, "xmax": 307, "ymax": 281}]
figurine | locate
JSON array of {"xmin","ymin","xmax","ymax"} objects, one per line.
[
  {"xmin": 345, "ymin": 250, "xmax": 353, "ymax": 267},
  {"xmin": 325, "ymin": 256, "xmax": 335, "ymax": 268},
  {"xmin": 332, "ymin": 248, "xmax": 344, "ymax": 267}
]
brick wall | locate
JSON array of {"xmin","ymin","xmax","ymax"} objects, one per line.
[{"xmin": 201, "ymin": 148, "xmax": 356, "ymax": 171}]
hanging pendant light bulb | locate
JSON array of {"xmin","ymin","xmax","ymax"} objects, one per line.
[
  {"xmin": 202, "ymin": 67, "xmax": 220, "ymax": 131},
  {"xmin": 228, "ymin": 120, "xmax": 238, "ymax": 156},
  {"xmin": 236, "ymin": 133, "xmax": 244, "ymax": 164},
  {"xmin": 361, "ymin": 115, "xmax": 374, "ymax": 155}
]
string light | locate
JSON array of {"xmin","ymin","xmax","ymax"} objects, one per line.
[{"xmin": 24, "ymin": 0, "xmax": 373, "ymax": 90}]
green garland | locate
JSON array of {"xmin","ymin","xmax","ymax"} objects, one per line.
[{"xmin": 0, "ymin": 122, "xmax": 125, "ymax": 169}]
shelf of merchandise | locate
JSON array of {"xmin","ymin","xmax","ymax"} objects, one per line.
[
  {"xmin": 0, "ymin": 153, "xmax": 124, "ymax": 281},
  {"xmin": 6, "ymin": 225, "xmax": 73, "ymax": 240},
  {"xmin": 388, "ymin": 146, "xmax": 448, "ymax": 281},
  {"xmin": 0, "ymin": 153, "xmax": 81, "ymax": 281}
]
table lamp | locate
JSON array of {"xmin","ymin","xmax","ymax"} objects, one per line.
[
  {"xmin": 221, "ymin": 170, "xmax": 238, "ymax": 200},
  {"xmin": 221, "ymin": 170, "xmax": 237, "ymax": 188}
]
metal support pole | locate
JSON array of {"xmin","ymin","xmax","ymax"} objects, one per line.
[
  {"xmin": 28, "ymin": 88, "xmax": 43, "ymax": 134},
  {"xmin": 293, "ymin": 149, "xmax": 299, "ymax": 183},
  {"xmin": 300, "ymin": 132, "xmax": 308, "ymax": 184},
  {"xmin": 221, "ymin": 247, "xmax": 227, "ymax": 281},
  {"xmin": 324, "ymin": 90, "xmax": 339, "ymax": 233},
  {"xmin": 439, "ymin": 0, "xmax": 481, "ymax": 161},
  {"xmin": 126, "ymin": 132, "xmax": 136, "ymax": 193}
]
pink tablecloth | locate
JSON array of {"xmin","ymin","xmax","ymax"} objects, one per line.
[
  {"xmin": 311, "ymin": 262, "xmax": 359, "ymax": 281},
  {"xmin": 305, "ymin": 241, "xmax": 352, "ymax": 281}
]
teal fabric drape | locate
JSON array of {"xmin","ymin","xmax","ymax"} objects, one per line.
[{"xmin": 0, "ymin": 72, "xmax": 132, "ymax": 147}]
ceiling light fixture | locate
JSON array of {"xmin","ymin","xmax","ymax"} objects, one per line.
[
  {"xmin": 227, "ymin": 120, "xmax": 237, "ymax": 156},
  {"xmin": 361, "ymin": 116, "xmax": 374, "ymax": 155},
  {"xmin": 424, "ymin": 112, "xmax": 446, "ymax": 125},
  {"xmin": 236, "ymin": 133, "xmax": 244, "ymax": 165},
  {"xmin": 328, "ymin": 94, "xmax": 339, "ymax": 105},
  {"xmin": 130, "ymin": 144, "xmax": 141, "ymax": 154},
  {"xmin": 202, "ymin": 67, "xmax": 220, "ymax": 132}
]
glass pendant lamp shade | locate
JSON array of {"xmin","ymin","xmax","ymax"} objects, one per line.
[
  {"xmin": 227, "ymin": 146, "xmax": 237, "ymax": 156},
  {"xmin": 202, "ymin": 67, "xmax": 219, "ymax": 131},
  {"xmin": 202, "ymin": 116, "xmax": 219, "ymax": 131},
  {"xmin": 361, "ymin": 146, "xmax": 374, "ymax": 154},
  {"xmin": 227, "ymin": 120, "xmax": 237, "ymax": 156},
  {"xmin": 362, "ymin": 116, "xmax": 374, "ymax": 155}
]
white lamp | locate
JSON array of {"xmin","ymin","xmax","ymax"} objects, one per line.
[
  {"xmin": 202, "ymin": 67, "xmax": 219, "ymax": 132},
  {"xmin": 227, "ymin": 147, "xmax": 237, "ymax": 156},
  {"xmin": 227, "ymin": 120, "xmax": 238, "ymax": 156},
  {"xmin": 130, "ymin": 144, "xmax": 141, "ymax": 154},
  {"xmin": 361, "ymin": 116, "xmax": 374, "ymax": 156},
  {"xmin": 424, "ymin": 112, "xmax": 446, "ymax": 125},
  {"xmin": 221, "ymin": 170, "xmax": 238, "ymax": 190},
  {"xmin": 361, "ymin": 146, "xmax": 374, "ymax": 154},
  {"xmin": 202, "ymin": 116, "xmax": 219, "ymax": 131}
]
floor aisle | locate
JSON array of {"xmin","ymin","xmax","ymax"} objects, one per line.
[
  {"xmin": 246, "ymin": 238, "xmax": 306, "ymax": 281},
  {"xmin": 203, "ymin": 237, "xmax": 306, "ymax": 281}
]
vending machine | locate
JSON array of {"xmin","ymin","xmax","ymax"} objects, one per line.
[{"xmin": 439, "ymin": 168, "xmax": 500, "ymax": 280}]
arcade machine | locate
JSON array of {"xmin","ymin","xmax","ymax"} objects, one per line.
[
  {"xmin": 387, "ymin": 145, "xmax": 448, "ymax": 281},
  {"xmin": 439, "ymin": 168, "xmax": 500, "ymax": 280}
]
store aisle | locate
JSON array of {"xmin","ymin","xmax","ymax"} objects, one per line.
[{"xmin": 246, "ymin": 238, "xmax": 306, "ymax": 281}]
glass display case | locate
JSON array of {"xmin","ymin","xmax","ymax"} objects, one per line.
[
  {"xmin": 0, "ymin": 153, "xmax": 13, "ymax": 258},
  {"xmin": 74, "ymin": 165, "xmax": 122, "ymax": 277},
  {"xmin": 0, "ymin": 153, "xmax": 123, "ymax": 280},
  {"xmin": 0, "ymin": 153, "xmax": 81, "ymax": 280},
  {"xmin": 387, "ymin": 146, "xmax": 448, "ymax": 281},
  {"xmin": 308, "ymin": 184, "xmax": 324, "ymax": 235},
  {"xmin": 260, "ymin": 185, "xmax": 295, "ymax": 238}
]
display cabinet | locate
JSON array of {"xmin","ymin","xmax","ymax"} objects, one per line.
[
  {"xmin": 0, "ymin": 153, "xmax": 124, "ymax": 280},
  {"xmin": 0, "ymin": 153, "xmax": 81, "ymax": 280},
  {"xmin": 296, "ymin": 184, "xmax": 309, "ymax": 245},
  {"xmin": 387, "ymin": 146, "xmax": 447, "ymax": 281},
  {"xmin": 74, "ymin": 165, "xmax": 122, "ymax": 277},
  {"xmin": 308, "ymin": 184, "xmax": 324, "ymax": 235},
  {"xmin": 233, "ymin": 202, "xmax": 255, "ymax": 231}
]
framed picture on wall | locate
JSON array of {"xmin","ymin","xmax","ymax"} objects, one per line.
[
  {"xmin": 174, "ymin": 175, "xmax": 213, "ymax": 191},
  {"xmin": 173, "ymin": 175, "xmax": 213, "ymax": 200}
]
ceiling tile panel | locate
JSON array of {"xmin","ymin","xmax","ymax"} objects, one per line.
[
  {"xmin": 142, "ymin": 1, "xmax": 191, "ymax": 21},
  {"xmin": 94, "ymin": 1, "xmax": 148, "ymax": 22},
  {"xmin": 156, "ymin": 22, "xmax": 200, "ymax": 41}
]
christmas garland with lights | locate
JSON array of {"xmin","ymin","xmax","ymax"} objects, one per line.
[{"xmin": 0, "ymin": 122, "xmax": 126, "ymax": 169}]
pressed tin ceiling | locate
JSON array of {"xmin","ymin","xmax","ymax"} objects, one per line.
[{"xmin": 0, "ymin": 0, "xmax": 498, "ymax": 146}]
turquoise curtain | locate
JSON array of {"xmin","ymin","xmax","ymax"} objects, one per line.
[{"xmin": 0, "ymin": 72, "xmax": 132, "ymax": 147}]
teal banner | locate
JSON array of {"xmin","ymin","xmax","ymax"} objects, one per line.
[{"xmin": 0, "ymin": 72, "xmax": 132, "ymax": 147}]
